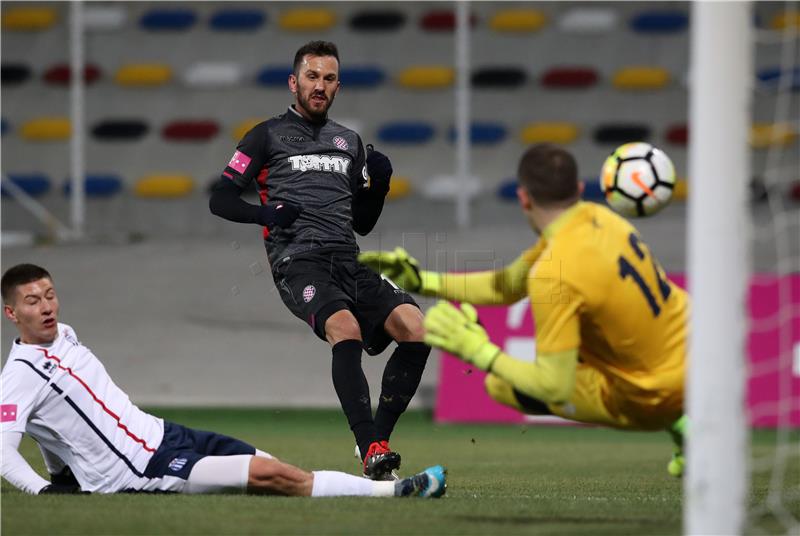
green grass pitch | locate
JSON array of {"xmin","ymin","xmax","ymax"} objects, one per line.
[{"xmin": 2, "ymin": 409, "xmax": 797, "ymax": 535}]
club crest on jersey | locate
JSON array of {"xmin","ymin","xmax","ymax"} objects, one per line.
[
  {"xmin": 168, "ymin": 457, "xmax": 188, "ymax": 472},
  {"xmin": 287, "ymin": 154, "xmax": 351, "ymax": 175},
  {"xmin": 302, "ymin": 285, "xmax": 316, "ymax": 303},
  {"xmin": 333, "ymin": 136, "xmax": 348, "ymax": 150}
]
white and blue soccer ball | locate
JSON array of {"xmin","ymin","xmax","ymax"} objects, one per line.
[{"xmin": 600, "ymin": 142, "xmax": 676, "ymax": 217}]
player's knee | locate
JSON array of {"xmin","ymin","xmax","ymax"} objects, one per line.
[
  {"xmin": 385, "ymin": 304, "xmax": 425, "ymax": 342},
  {"xmin": 248, "ymin": 457, "xmax": 312, "ymax": 496}
]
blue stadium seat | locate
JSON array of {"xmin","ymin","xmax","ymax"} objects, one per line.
[
  {"xmin": 757, "ymin": 66, "xmax": 800, "ymax": 91},
  {"xmin": 1, "ymin": 118, "xmax": 8, "ymax": 136},
  {"xmin": 140, "ymin": 9, "xmax": 197, "ymax": 31},
  {"xmin": 496, "ymin": 179, "xmax": 518, "ymax": 201},
  {"xmin": 582, "ymin": 179, "xmax": 605, "ymax": 201},
  {"xmin": 377, "ymin": 122, "xmax": 435, "ymax": 144},
  {"xmin": 448, "ymin": 123, "xmax": 507, "ymax": 145},
  {"xmin": 630, "ymin": 11, "xmax": 688, "ymax": 34},
  {"xmin": 256, "ymin": 66, "xmax": 292, "ymax": 87},
  {"xmin": 209, "ymin": 9, "xmax": 266, "ymax": 31},
  {"xmin": 339, "ymin": 67, "xmax": 385, "ymax": 88},
  {"xmin": 2, "ymin": 174, "xmax": 51, "ymax": 198},
  {"xmin": 62, "ymin": 175, "xmax": 123, "ymax": 198}
]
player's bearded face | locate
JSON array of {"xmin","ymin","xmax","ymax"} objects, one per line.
[
  {"xmin": 291, "ymin": 55, "xmax": 340, "ymax": 121},
  {"xmin": 4, "ymin": 278, "xmax": 60, "ymax": 345}
]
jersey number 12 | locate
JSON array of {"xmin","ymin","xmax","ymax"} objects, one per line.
[{"xmin": 618, "ymin": 232, "xmax": 671, "ymax": 317}]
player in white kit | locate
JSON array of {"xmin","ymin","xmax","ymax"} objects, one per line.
[{"xmin": 0, "ymin": 264, "xmax": 446, "ymax": 498}]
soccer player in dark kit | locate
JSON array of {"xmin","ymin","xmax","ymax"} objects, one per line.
[{"xmin": 209, "ymin": 41, "xmax": 430, "ymax": 480}]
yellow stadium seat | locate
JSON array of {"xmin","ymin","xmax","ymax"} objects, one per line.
[
  {"xmin": 520, "ymin": 122, "xmax": 579, "ymax": 144},
  {"xmin": 115, "ymin": 64, "xmax": 172, "ymax": 87},
  {"xmin": 386, "ymin": 177, "xmax": 412, "ymax": 200},
  {"xmin": 750, "ymin": 123, "xmax": 797, "ymax": 148},
  {"xmin": 279, "ymin": 9, "xmax": 336, "ymax": 31},
  {"xmin": 673, "ymin": 179, "xmax": 688, "ymax": 201},
  {"xmin": 21, "ymin": 117, "xmax": 71, "ymax": 141},
  {"xmin": 612, "ymin": 67, "xmax": 670, "ymax": 90},
  {"xmin": 771, "ymin": 11, "xmax": 800, "ymax": 30},
  {"xmin": 232, "ymin": 119, "xmax": 263, "ymax": 141},
  {"xmin": 490, "ymin": 9, "xmax": 546, "ymax": 32},
  {"xmin": 134, "ymin": 175, "xmax": 194, "ymax": 198},
  {"xmin": 398, "ymin": 66, "xmax": 454, "ymax": 89},
  {"xmin": 2, "ymin": 7, "xmax": 57, "ymax": 30}
]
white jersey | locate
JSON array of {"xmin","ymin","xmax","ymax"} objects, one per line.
[{"xmin": 0, "ymin": 323, "xmax": 164, "ymax": 493}]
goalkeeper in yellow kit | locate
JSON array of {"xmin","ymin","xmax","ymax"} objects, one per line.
[{"xmin": 360, "ymin": 144, "xmax": 688, "ymax": 476}]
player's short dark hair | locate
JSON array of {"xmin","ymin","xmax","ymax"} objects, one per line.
[
  {"xmin": 293, "ymin": 40, "xmax": 340, "ymax": 75},
  {"xmin": 1, "ymin": 264, "xmax": 52, "ymax": 304},
  {"xmin": 517, "ymin": 144, "xmax": 580, "ymax": 207}
]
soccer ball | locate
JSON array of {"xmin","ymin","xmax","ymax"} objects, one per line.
[{"xmin": 600, "ymin": 142, "xmax": 676, "ymax": 217}]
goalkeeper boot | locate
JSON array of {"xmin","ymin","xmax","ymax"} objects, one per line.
[
  {"xmin": 666, "ymin": 415, "xmax": 688, "ymax": 478},
  {"xmin": 394, "ymin": 465, "xmax": 447, "ymax": 498},
  {"xmin": 362, "ymin": 440, "xmax": 401, "ymax": 481}
]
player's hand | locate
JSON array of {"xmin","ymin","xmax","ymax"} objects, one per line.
[
  {"xmin": 424, "ymin": 301, "xmax": 501, "ymax": 371},
  {"xmin": 39, "ymin": 483, "xmax": 85, "ymax": 494},
  {"xmin": 365, "ymin": 144, "xmax": 392, "ymax": 193},
  {"xmin": 258, "ymin": 202, "xmax": 301, "ymax": 230},
  {"xmin": 358, "ymin": 247, "xmax": 422, "ymax": 292}
]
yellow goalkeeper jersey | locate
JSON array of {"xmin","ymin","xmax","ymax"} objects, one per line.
[{"xmin": 527, "ymin": 201, "xmax": 687, "ymax": 417}]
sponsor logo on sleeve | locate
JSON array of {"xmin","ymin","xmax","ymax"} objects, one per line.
[
  {"xmin": 228, "ymin": 151, "xmax": 252, "ymax": 174},
  {"xmin": 1, "ymin": 404, "xmax": 18, "ymax": 423}
]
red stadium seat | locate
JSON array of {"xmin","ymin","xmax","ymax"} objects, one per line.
[
  {"xmin": 541, "ymin": 67, "xmax": 599, "ymax": 88},
  {"xmin": 665, "ymin": 124, "xmax": 688, "ymax": 145},
  {"xmin": 420, "ymin": 10, "xmax": 476, "ymax": 31},
  {"xmin": 162, "ymin": 120, "xmax": 220, "ymax": 141},
  {"xmin": 43, "ymin": 63, "xmax": 101, "ymax": 86}
]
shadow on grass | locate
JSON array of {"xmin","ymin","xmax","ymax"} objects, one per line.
[{"xmin": 453, "ymin": 514, "xmax": 673, "ymax": 526}]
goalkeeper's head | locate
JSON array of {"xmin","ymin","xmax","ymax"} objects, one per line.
[{"xmin": 516, "ymin": 144, "xmax": 584, "ymax": 234}]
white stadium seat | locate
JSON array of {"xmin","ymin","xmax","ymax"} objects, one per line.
[
  {"xmin": 182, "ymin": 62, "xmax": 244, "ymax": 88},
  {"xmin": 83, "ymin": 5, "xmax": 127, "ymax": 32}
]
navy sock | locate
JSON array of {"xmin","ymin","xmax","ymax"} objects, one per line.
[
  {"xmin": 374, "ymin": 342, "xmax": 430, "ymax": 441},
  {"xmin": 331, "ymin": 339, "xmax": 377, "ymax": 459}
]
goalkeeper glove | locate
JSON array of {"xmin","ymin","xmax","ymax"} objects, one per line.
[
  {"xmin": 365, "ymin": 144, "xmax": 392, "ymax": 193},
  {"xmin": 423, "ymin": 301, "xmax": 501, "ymax": 371},
  {"xmin": 258, "ymin": 202, "xmax": 301, "ymax": 230},
  {"xmin": 358, "ymin": 247, "xmax": 441, "ymax": 294}
]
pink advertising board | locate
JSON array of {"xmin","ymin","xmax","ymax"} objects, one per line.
[{"xmin": 434, "ymin": 274, "xmax": 800, "ymax": 428}]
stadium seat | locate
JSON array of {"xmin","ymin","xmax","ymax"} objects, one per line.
[
  {"xmin": 2, "ymin": 174, "xmax": 51, "ymax": 198},
  {"xmin": 209, "ymin": 9, "xmax": 266, "ymax": 31},
  {"xmin": 43, "ymin": 63, "xmax": 101, "ymax": 86},
  {"xmin": 232, "ymin": 118, "xmax": 264, "ymax": 141},
  {"xmin": 489, "ymin": 9, "xmax": 546, "ymax": 32},
  {"xmin": 420, "ymin": 174, "xmax": 482, "ymax": 201},
  {"xmin": 471, "ymin": 67, "xmax": 526, "ymax": 88},
  {"xmin": 448, "ymin": 123, "xmax": 507, "ymax": 145},
  {"xmin": 1, "ymin": 7, "xmax": 57, "ymax": 31},
  {"xmin": 183, "ymin": 62, "xmax": 243, "ymax": 88},
  {"xmin": 349, "ymin": 10, "xmax": 406, "ymax": 31},
  {"xmin": 496, "ymin": 179, "xmax": 518, "ymax": 201},
  {"xmin": 139, "ymin": 9, "xmax": 196, "ymax": 31},
  {"xmin": 789, "ymin": 181, "xmax": 800, "ymax": 202},
  {"xmin": 91, "ymin": 120, "xmax": 149, "ymax": 141},
  {"xmin": 256, "ymin": 65, "xmax": 292, "ymax": 87},
  {"xmin": 397, "ymin": 66, "xmax": 454, "ymax": 89},
  {"xmin": 750, "ymin": 123, "xmax": 797, "ymax": 148},
  {"xmin": 771, "ymin": 11, "xmax": 800, "ymax": 30},
  {"xmin": 420, "ymin": 10, "xmax": 476, "ymax": 31},
  {"xmin": 162, "ymin": 120, "xmax": 220, "ymax": 141},
  {"xmin": 558, "ymin": 8, "xmax": 617, "ymax": 33},
  {"xmin": 580, "ymin": 180, "xmax": 605, "ymax": 201},
  {"xmin": 1, "ymin": 119, "xmax": 8, "ymax": 136},
  {"xmin": 339, "ymin": 67, "xmax": 385, "ymax": 88},
  {"xmin": 21, "ymin": 117, "xmax": 71, "ymax": 141},
  {"xmin": 630, "ymin": 11, "xmax": 689, "ymax": 34},
  {"xmin": 83, "ymin": 5, "xmax": 126, "ymax": 31},
  {"xmin": 665, "ymin": 124, "xmax": 688, "ymax": 145},
  {"xmin": 541, "ymin": 67, "xmax": 599, "ymax": 89},
  {"xmin": 1, "ymin": 64, "xmax": 32, "ymax": 86},
  {"xmin": 593, "ymin": 124, "xmax": 651, "ymax": 144},
  {"xmin": 520, "ymin": 122, "xmax": 579, "ymax": 144},
  {"xmin": 673, "ymin": 179, "xmax": 688, "ymax": 201},
  {"xmin": 279, "ymin": 9, "xmax": 336, "ymax": 31},
  {"xmin": 386, "ymin": 177, "xmax": 412, "ymax": 200},
  {"xmin": 377, "ymin": 122, "xmax": 435, "ymax": 144},
  {"xmin": 756, "ymin": 66, "xmax": 800, "ymax": 91},
  {"xmin": 115, "ymin": 64, "xmax": 172, "ymax": 87},
  {"xmin": 62, "ymin": 175, "xmax": 123, "ymax": 198},
  {"xmin": 134, "ymin": 174, "xmax": 194, "ymax": 198},
  {"xmin": 613, "ymin": 67, "xmax": 670, "ymax": 90}
]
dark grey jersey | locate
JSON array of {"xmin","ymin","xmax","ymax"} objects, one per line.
[{"xmin": 222, "ymin": 107, "xmax": 368, "ymax": 266}]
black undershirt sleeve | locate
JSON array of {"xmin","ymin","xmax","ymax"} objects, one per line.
[
  {"xmin": 208, "ymin": 179, "xmax": 262, "ymax": 224},
  {"xmin": 352, "ymin": 188, "xmax": 388, "ymax": 236}
]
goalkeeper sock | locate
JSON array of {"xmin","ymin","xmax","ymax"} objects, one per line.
[
  {"xmin": 331, "ymin": 339, "xmax": 377, "ymax": 459},
  {"xmin": 374, "ymin": 342, "xmax": 430, "ymax": 441}
]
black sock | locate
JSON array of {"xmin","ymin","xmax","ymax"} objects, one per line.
[
  {"xmin": 331, "ymin": 339, "xmax": 376, "ymax": 459},
  {"xmin": 374, "ymin": 342, "xmax": 430, "ymax": 442}
]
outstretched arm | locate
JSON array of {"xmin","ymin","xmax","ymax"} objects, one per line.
[{"xmin": 1, "ymin": 431, "xmax": 49, "ymax": 494}]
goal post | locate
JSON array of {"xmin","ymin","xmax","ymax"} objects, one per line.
[{"xmin": 686, "ymin": 2, "xmax": 752, "ymax": 535}]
